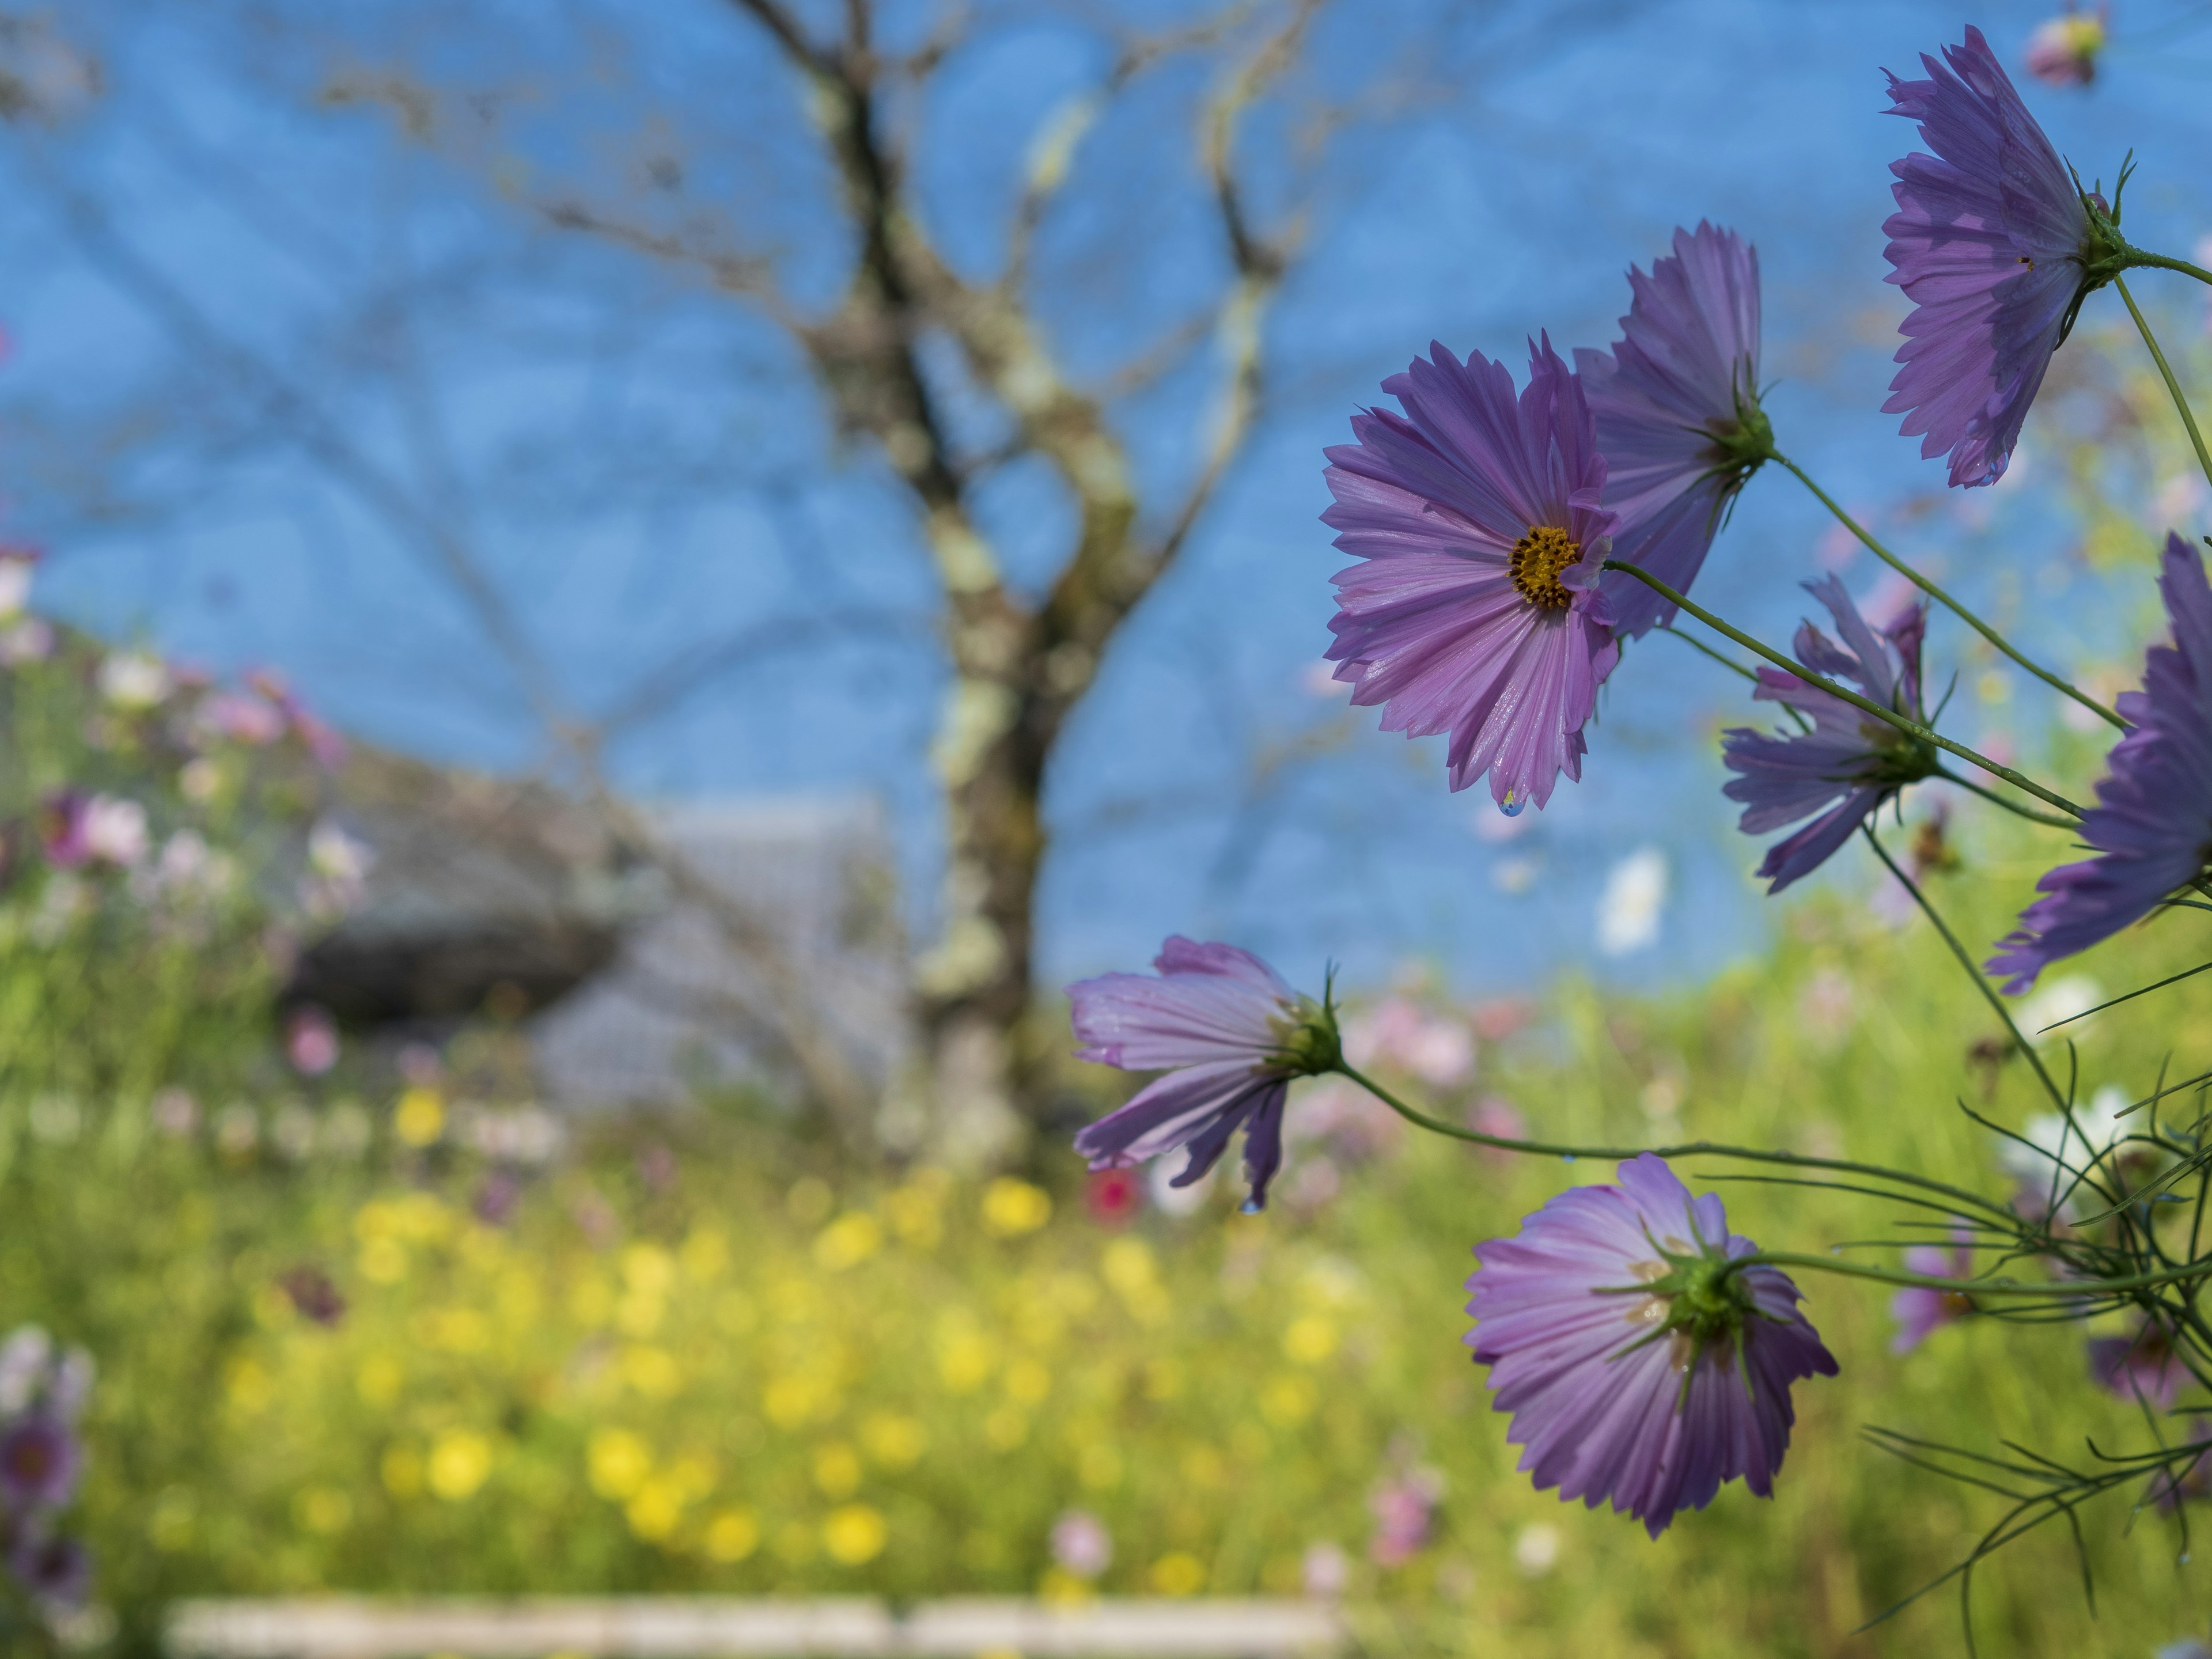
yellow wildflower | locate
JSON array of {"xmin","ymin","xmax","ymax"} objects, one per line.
[
  {"xmin": 861, "ymin": 1413, "xmax": 927, "ymax": 1469},
  {"xmin": 813, "ymin": 1442, "xmax": 862, "ymax": 1498},
  {"xmin": 293, "ymin": 1487, "xmax": 353, "ymax": 1535},
  {"xmin": 393, "ymin": 1086, "xmax": 445, "ymax": 1147},
  {"xmin": 813, "ymin": 1212, "xmax": 883, "ymax": 1271},
  {"xmin": 587, "ymin": 1428, "xmax": 653, "ymax": 1500},
  {"xmin": 1283, "ymin": 1315, "xmax": 1338, "ymax": 1365},
  {"xmin": 621, "ymin": 1346, "xmax": 682, "ymax": 1399},
  {"xmin": 624, "ymin": 1480, "xmax": 683, "ymax": 1542},
  {"xmin": 822, "ymin": 1504, "xmax": 887, "ymax": 1565},
  {"xmin": 1149, "ymin": 1552, "xmax": 1206, "ymax": 1597},
  {"xmin": 427, "ymin": 1431, "xmax": 493, "ymax": 1501},
  {"xmin": 981, "ymin": 1178, "xmax": 1051, "ymax": 1237},
  {"xmin": 704, "ymin": 1509, "xmax": 760, "ymax": 1563},
  {"xmin": 1003, "ymin": 1358, "xmax": 1051, "ymax": 1405}
]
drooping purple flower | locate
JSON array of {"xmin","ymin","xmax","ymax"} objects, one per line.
[
  {"xmin": 1466, "ymin": 1154, "xmax": 1837, "ymax": 1537},
  {"xmin": 1883, "ymin": 27, "xmax": 2120, "ymax": 487},
  {"xmin": 2089, "ymin": 1319, "xmax": 2189, "ymax": 1411},
  {"xmin": 1322, "ymin": 336, "xmax": 1621, "ymax": 813},
  {"xmin": 1070, "ymin": 938, "xmax": 1338, "ymax": 1213},
  {"xmin": 9, "ymin": 1531, "xmax": 89, "ymax": 1608},
  {"xmin": 2149, "ymin": 1416, "xmax": 2212, "ymax": 1513},
  {"xmin": 1990, "ymin": 535, "xmax": 2212, "ymax": 992},
  {"xmin": 1578, "ymin": 222, "xmax": 1770, "ymax": 639},
  {"xmin": 1721, "ymin": 577, "xmax": 1935, "ymax": 893},
  {"xmin": 1889, "ymin": 1232, "xmax": 1978, "ymax": 1354},
  {"xmin": 0, "ymin": 1414, "xmax": 79, "ymax": 1512}
]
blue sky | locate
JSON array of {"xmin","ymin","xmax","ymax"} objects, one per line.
[{"xmin": 2, "ymin": 0, "xmax": 2210, "ymax": 997}]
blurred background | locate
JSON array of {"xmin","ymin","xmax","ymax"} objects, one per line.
[{"xmin": 1, "ymin": 0, "xmax": 2211, "ymax": 1654}]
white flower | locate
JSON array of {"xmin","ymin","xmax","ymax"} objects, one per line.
[
  {"xmin": 0, "ymin": 554, "xmax": 35, "ymax": 620},
  {"xmin": 1998, "ymin": 1084, "xmax": 2153, "ymax": 1207},
  {"xmin": 307, "ymin": 820, "xmax": 372, "ymax": 884},
  {"xmin": 82, "ymin": 796, "xmax": 149, "ymax": 866},
  {"xmin": 2018, "ymin": 973, "xmax": 2103, "ymax": 1041},
  {"xmin": 97, "ymin": 650, "xmax": 171, "ymax": 710},
  {"xmin": 1597, "ymin": 845, "xmax": 1667, "ymax": 956}
]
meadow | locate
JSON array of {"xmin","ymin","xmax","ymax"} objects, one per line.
[{"xmin": 12, "ymin": 789, "xmax": 2211, "ymax": 1658}]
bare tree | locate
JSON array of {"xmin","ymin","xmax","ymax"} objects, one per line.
[{"xmin": 0, "ymin": 0, "xmax": 1627, "ymax": 1159}]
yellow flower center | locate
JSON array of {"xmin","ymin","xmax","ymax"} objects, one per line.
[{"xmin": 1509, "ymin": 524, "xmax": 1580, "ymax": 609}]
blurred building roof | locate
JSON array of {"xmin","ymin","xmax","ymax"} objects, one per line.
[
  {"xmin": 291, "ymin": 752, "xmax": 906, "ymax": 1109},
  {"xmin": 529, "ymin": 796, "xmax": 906, "ymax": 1109}
]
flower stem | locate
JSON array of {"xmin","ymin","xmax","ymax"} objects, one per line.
[
  {"xmin": 2115, "ymin": 274, "xmax": 2212, "ymax": 493},
  {"xmin": 1728, "ymin": 1248, "xmax": 2212, "ymax": 1300},
  {"xmin": 1601, "ymin": 560, "xmax": 2087, "ymax": 819},
  {"xmin": 1931, "ymin": 765, "xmax": 2076, "ymax": 829},
  {"xmin": 2126, "ymin": 248, "xmax": 2212, "ymax": 290},
  {"xmin": 1774, "ymin": 454, "xmax": 2127, "ymax": 732},
  {"xmin": 1334, "ymin": 1063, "xmax": 2016, "ymax": 1222},
  {"xmin": 1861, "ymin": 825, "xmax": 2070, "ymax": 1115}
]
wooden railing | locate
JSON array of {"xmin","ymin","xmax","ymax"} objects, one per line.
[{"xmin": 165, "ymin": 1598, "xmax": 1346, "ymax": 1659}]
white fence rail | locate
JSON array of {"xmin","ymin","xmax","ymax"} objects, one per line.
[{"xmin": 166, "ymin": 1598, "xmax": 1346, "ymax": 1659}]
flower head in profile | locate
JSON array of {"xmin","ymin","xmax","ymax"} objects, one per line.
[
  {"xmin": 1070, "ymin": 938, "xmax": 1339, "ymax": 1213},
  {"xmin": 1889, "ymin": 1232, "xmax": 1978, "ymax": 1354},
  {"xmin": 2025, "ymin": 6, "xmax": 2107, "ymax": 86},
  {"xmin": 1721, "ymin": 577, "xmax": 1935, "ymax": 892},
  {"xmin": 1322, "ymin": 336, "xmax": 1620, "ymax": 813},
  {"xmin": 1990, "ymin": 536, "xmax": 2212, "ymax": 991},
  {"xmin": 1883, "ymin": 26, "xmax": 2126, "ymax": 487},
  {"xmin": 1578, "ymin": 222, "xmax": 1770, "ymax": 638},
  {"xmin": 1466, "ymin": 1154, "xmax": 1837, "ymax": 1537}
]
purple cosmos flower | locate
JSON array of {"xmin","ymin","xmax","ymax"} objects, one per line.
[
  {"xmin": 1721, "ymin": 577, "xmax": 1935, "ymax": 892},
  {"xmin": 1990, "ymin": 535, "xmax": 2212, "ymax": 991},
  {"xmin": 1883, "ymin": 27, "xmax": 2121, "ymax": 487},
  {"xmin": 2089, "ymin": 1319, "xmax": 2189, "ymax": 1411},
  {"xmin": 1322, "ymin": 336, "xmax": 1620, "ymax": 813},
  {"xmin": 9, "ymin": 1531, "xmax": 89, "ymax": 1608},
  {"xmin": 0, "ymin": 1414, "xmax": 79, "ymax": 1513},
  {"xmin": 1069, "ymin": 937, "xmax": 1338, "ymax": 1213},
  {"xmin": 1889, "ymin": 1232, "xmax": 1978, "ymax": 1354},
  {"xmin": 1578, "ymin": 222, "xmax": 1770, "ymax": 639},
  {"xmin": 1467, "ymin": 1153, "xmax": 1836, "ymax": 1538}
]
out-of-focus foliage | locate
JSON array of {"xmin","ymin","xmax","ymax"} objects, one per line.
[
  {"xmin": 7, "ymin": 807, "xmax": 2210, "ymax": 1657},
  {"xmin": 0, "ymin": 573, "xmax": 349, "ymax": 1111}
]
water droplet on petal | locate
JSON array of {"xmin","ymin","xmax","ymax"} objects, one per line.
[
  {"xmin": 2182, "ymin": 1551, "xmax": 2193, "ymax": 1565},
  {"xmin": 1499, "ymin": 791, "xmax": 1526, "ymax": 819},
  {"xmin": 1560, "ymin": 1153, "xmax": 1575, "ymax": 1164},
  {"xmin": 1240, "ymin": 1198, "xmax": 1263, "ymax": 1215}
]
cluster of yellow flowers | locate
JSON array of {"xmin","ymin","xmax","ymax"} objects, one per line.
[{"xmin": 198, "ymin": 1151, "xmax": 1403, "ymax": 1598}]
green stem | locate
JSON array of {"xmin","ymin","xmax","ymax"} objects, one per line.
[
  {"xmin": 2126, "ymin": 248, "xmax": 2212, "ymax": 290},
  {"xmin": 1335, "ymin": 1063, "xmax": 2016, "ymax": 1222},
  {"xmin": 1861, "ymin": 826, "xmax": 2069, "ymax": 1115},
  {"xmin": 1727, "ymin": 1249, "xmax": 2210, "ymax": 1300},
  {"xmin": 1931, "ymin": 765, "xmax": 2076, "ymax": 830},
  {"xmin": 1774, "ymin": 454, "xmax": 2127, "ymax": 732},
  {"xmin": 2115, "ymin": 274, "xmax": 2212, "ymax": 493},
  {"xmin": 1602, "ymin": 560, "xmax": 2087, "ymax": 819}
]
